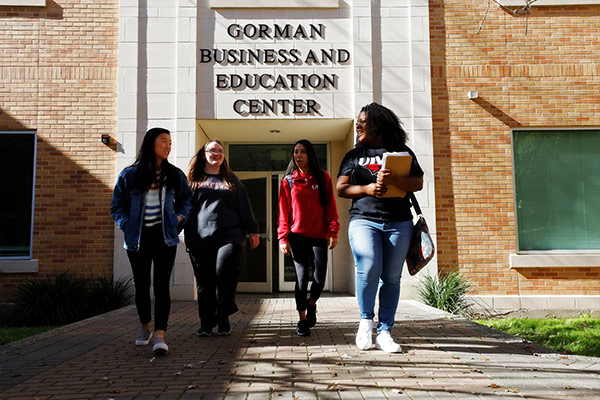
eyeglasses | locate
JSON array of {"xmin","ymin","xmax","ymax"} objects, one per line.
[{"xmin": 205, "ymin": 150, "xmax": 224, "ymax": 155}]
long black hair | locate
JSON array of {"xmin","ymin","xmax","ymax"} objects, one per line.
[
  {"xmin": 285, "ymin": 139, "xmax": 327, "ymax": 208},
  {"xmin": 359, "ymin": 102, "xmax": 408, "ymax": 151},
  {"xmin": 187, "ymin": 140, "xmax": 237, "ymax": 191},
  {"xmin": 132, "ymin": 127, "xmax": 177, "ymax": 192}
]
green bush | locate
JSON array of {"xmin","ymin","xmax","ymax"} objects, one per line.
[
  {"xmin": 418, "ymin": 271, "xmax": 473, "ymax": 316},
  {"xmin": 6, "ymin": 272, "xmax": 133, "ymax": 326},
  {"xmin": 86, "ymin": 275, "xmax": 133, "ymax": 317}
]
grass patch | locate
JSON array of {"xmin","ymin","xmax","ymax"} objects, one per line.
[
  {"xmin": 477, "ymin": 314, "xmax": 600, "ymax": 357},
  {"xmin": 0, "ymin": 326, "xmax": 57, "ymax": 345}
]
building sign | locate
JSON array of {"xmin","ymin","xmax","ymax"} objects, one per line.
[{"xmin": 199, "ymin": 23, "xmax": 351, "ymax": 116}]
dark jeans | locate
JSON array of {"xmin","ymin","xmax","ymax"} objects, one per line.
[
  {"xmin": 188, "ymin": 240, "xmax": 242, "ymax": 329},
  {"xmin": 126, "ymin": 224, "xmax": 177, "ymax": 332},
  {"xmin": 288, "ymin": 233, "xmax": 328, "ymax": 312}
]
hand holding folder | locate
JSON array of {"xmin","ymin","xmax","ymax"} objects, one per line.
[{"xmin": 380, "ymin": 152, "xmax": 412, "ymax": 198}]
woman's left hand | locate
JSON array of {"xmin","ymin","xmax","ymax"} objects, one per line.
[
  {"xmin": 248, "ymin": 234, "xmax": 260, "ymax": 249},
  {"xmin": 328, "ymin": 237, "xmax": 338, "ymax": 249}
]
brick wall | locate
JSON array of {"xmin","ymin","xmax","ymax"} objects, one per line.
[
  {"xmin": 429, "ymin": 1, "xmax": 600, "ymax": 295},
  {"xmin": 0, "ymin": 0, "xmax": 118, "ymax": 300}
]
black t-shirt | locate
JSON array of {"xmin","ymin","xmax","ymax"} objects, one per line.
[{"xmin": 337, "ymin": 144, "xmax": 424, "ymax": 222}]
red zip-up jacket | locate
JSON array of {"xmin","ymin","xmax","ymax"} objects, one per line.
[{"xmin": 277, "ymin": 169, "xmax": 340, "ymax": 244}]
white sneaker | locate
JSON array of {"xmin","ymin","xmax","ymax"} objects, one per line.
[
  {"xmin": 355, "ymin": 319, "xmax": 373, "ymax": 350},
  {"xmin": 375, "ymin": 331, "xmax": 402, "ymax": 353}
]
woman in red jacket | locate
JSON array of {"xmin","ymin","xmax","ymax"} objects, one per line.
[{"xmin": 278, "ymin": 139, "xmax": 340, "ymax": 336}]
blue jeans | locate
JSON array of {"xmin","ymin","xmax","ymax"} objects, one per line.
[{"xmin": 348, "ymin": 218, "xmax": 413, "ymax": 333}]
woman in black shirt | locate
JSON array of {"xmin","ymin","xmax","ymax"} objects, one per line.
[{"xmin": 337, "ymin": 103, "xmax": 424, "ymax": 353}]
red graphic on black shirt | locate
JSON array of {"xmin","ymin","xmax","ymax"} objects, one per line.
[{"xmin": 366, "ymin": 164, "xmax": 380, "ymax": 175}]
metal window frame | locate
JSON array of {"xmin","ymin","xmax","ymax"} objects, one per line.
[{"xmin": 0, "ymin": 130, "xmax": 37, "ymax": 260}]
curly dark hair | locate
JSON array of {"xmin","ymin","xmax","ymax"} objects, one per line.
[{"xmin": 359, "ymin": 102, "xmax": 408, "ymax": 151}]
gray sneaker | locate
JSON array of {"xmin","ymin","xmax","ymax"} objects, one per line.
[
  {"xmin": 135, "ymin": 328, "xmax": 153, "ymax": 346},
  {"xmin": 152, "ymin": 336, "xmax": 169, "ymax": 355}
]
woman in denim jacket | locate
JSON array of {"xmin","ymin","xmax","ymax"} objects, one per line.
[{"xmin": 111, "ymin": 127, "xmax": 192, "ymax": 356}]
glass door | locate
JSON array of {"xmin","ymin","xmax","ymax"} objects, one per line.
[
  {"xmin": 236, "ymin": 172, "xmax": 271, "ymax": 292},
  {"xmin": 277, "ymin": 172, "xmax": 298, "ymax": 291}
]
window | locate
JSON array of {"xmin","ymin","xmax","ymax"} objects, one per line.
[
  {"xmin": 228, "ymin": 143, "xmax": 327, "ymax": 172},
  {"xmin": 0, "ymin": 131, "xmax": 36, "ymax": 259},
  {"xmin": 513, "ymin": 129, "xmax": 600, "ymax": 251}
]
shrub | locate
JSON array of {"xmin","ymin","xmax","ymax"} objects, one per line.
[
  {"xmin": 418, "ymin": 271, "xmax": 473, "ymax": 316},
  {"xmin": 7, "ymin": 272, "xmax": 133, "ymax": 327},
  {"xmin": 86, "ymin": 275, "xmax": 133, "ymax": 317}
]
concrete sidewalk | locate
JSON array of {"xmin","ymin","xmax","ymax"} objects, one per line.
[{"xmin": 1, "ymin": 295, "xmax": 598, "ymax": 399}]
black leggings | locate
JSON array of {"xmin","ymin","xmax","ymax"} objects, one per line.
[
  {"xmin": 188, "ymin": 241, "xmax": 242, "ymax": 329},
  {"xmin": 126, "ymin": 225, "xmax": 177, "ymax": 332},
  {"xmin": 288, "ymin": 233, "xmax": 328, "ymax": 312}
]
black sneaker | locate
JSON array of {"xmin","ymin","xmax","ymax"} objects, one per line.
[
  {"xmin": 296, "ymin": 320, "xmax": 310, "ymax": 336},
  {"xmin": 217, "ymin": 316, "xmax": 231, "ymax": 336},
  {"xmin": 306, "ymin": 301, "xmax": 317, "ymax": 328},
  {"xmin": 196, "ymin": 326, "xmax": 213, "ymax": 337}
]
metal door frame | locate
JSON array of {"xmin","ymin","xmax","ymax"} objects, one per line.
[{"xmin": 236, "ymin": 171, "xmax": 272, "ymax": 293}]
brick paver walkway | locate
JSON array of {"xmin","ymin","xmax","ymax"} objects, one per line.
[{"xmin": 1, "ymin": 295, "xmax": 599, "ymax": 399}]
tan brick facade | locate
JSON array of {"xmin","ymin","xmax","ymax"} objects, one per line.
[
  {"xmin": 429, "ymin": 1, "xmax": 600, "ymax": 296},
  {"xmin": 0, "ymin": 1, "xmax": 118, "ymax": 300}
]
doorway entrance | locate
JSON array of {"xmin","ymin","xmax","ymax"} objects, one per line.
[{"xmin": 231, "ymin": 144, "xmax": 330, "ymax": 293}]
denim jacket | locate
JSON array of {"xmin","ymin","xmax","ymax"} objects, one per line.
[{"xmin": 111, "ymin": 165, "xmax": 192, "ymax": 251}]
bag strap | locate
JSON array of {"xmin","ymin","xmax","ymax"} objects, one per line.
[{"xmin": 409, "ymin": 192, "xmax": 423, "ymax": 216}]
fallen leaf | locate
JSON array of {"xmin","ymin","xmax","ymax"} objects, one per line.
[
  {"xmin": 452, "ymin": 356, "xmax": 461, "ymax": 359},
  {"xmin": 173, "ymin": 371, "xmax": 182, "ymax": 376},
  {"xmin": 109, "ymin": 389, "xmax": 122, "ymax": 394},
  {"xmin": 298, "ymin": 343, "xmax": 306, "ymax": 346},
  {"xmin": 531, "ymin": 367, "xmax": 537, "ymax": 371},
  {"xmin": 341, "ymin": 353, "xmax": 352, "ymax": 359},
  {"xmin": 186, "ymin": 384, "xmax": 199, "ymax": 390},
  {"xmin": 273, "ymin": 392, "xmax": 282, "ymax": 396},
  {"xmin": 481, "ymin": 357, "xmax": 490, "ymax": 361},
  {"xmin": 489, "ymin": 384, "xmax": 501, "ymax": 388},
  {"xmin": 505, "ymin": 388, "xmax": 519, "ymax": 393},
  {"xmin": 334, "ymin": 361, "xmax": 342, "ymax": 365},
  {"xmin": 326, "ymin": 383, "xmax": 339, "ymax": 390},
  {"xmin": 390, "ymin": 388, "xmax": 403, "ymax": 394},
  {"xmin": 331, "ymin": 372, "xmax": 338, "ymax": 377},
  {"xmin": 564, "ymin": 386, "xmax": 573, "ymax": 390}
]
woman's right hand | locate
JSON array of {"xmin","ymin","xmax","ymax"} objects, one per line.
[
  {"xmin": 279, "ymin": 242, "xmax": 291, "ymax": 255},
  {"xmin": 365, "ymin": 182, "xmax": 387, "ymax": 198}
]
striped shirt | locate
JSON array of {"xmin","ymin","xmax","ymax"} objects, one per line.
[{"xmin": 143, "ymin": 170, "xmax": 161, "ymax": 227}]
